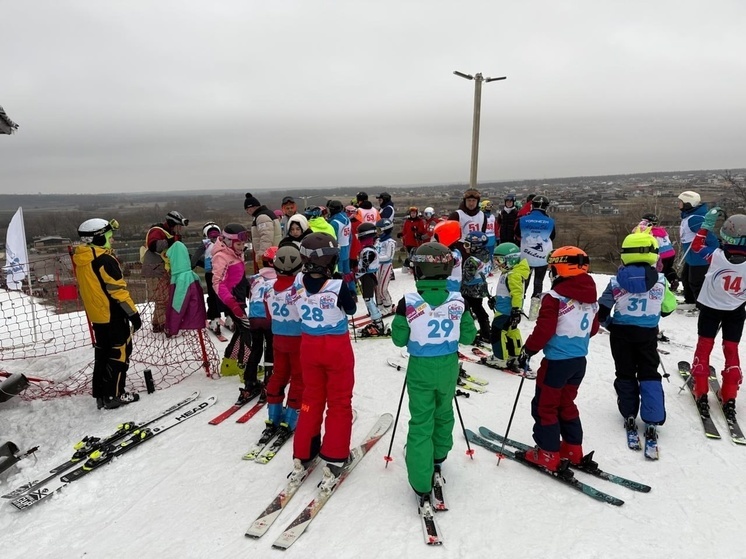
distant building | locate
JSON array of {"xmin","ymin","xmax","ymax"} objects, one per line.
[{"xmin": 33, "ymin": 236, "xmax": 72, "ymax": 253}]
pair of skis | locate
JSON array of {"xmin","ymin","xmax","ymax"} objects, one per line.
[
  {"xmin": 349, "ymin": 311, "xmax": 395, "ymax": 331},
  {"xmin": 245, "ymin": 413, "xmax": 393, "ymax": 549},
  {"xmin": 243, "ymin": 425, "xmax": 294, "ymax": 464},
  {"xmin": 678, "ymin": 361, "xmax": 745, "ymax": 444},
  {"xmin": 6, "ymin": 393, "xmax": 217, "ymax": 510},
  {"xmin": 467, "ymin": 427, "xmax": 652, "ymax": 507}
]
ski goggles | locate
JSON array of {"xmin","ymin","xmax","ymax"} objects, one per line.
[{"xmin": 223, "ymin": 230, "xmax": 250, "ymax": 243}]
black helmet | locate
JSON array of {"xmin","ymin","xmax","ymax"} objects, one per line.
[
  {"xmin": 356, "ymin": 191, "xmax": 369, "ymax": 202},
  {"xmin": 326, "ymin": 200, "xmax": 344, "ymax": 215},
  {"xmin": 375, "ymin": 218, "xmax": 394, "ymax": 235},
  {"xmin": 411, "ymin": 242, "xmax": 454, "ymax": 280},
  {"xmin": 222, "ymin": 223, "xmax": 249, "ymax": 249},
  {"xmin": 274, "ymin": 245, "xmax": 303, "ymax": 275},
  {"xmin": 300, "ymin": 232, "xmax": 339, "ymax": 276},
  {"xmin": 505, "ymin": 193, "xmax": 516, "ymax": 201},
  {"xmin": 376, "ymin": 192, "xmax": 391, "ymax": 203},
  {"xmin": 166, "ymin": 210, "xmax": 189, "ymax": 227},
  {"xmin": 531, "ymin": 195, "xmax": 550, "ymax": 210},
  {"xmin": 641, "ymin": 213, "xmax": 659, "ymax": 226},
  {"xmin": 357, "ymin": 222, "xmax": 377, "ymax": 239}
]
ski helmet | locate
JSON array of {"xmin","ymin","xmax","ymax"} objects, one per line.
[
  {"xmin": 166, "ymin": 210, "xmax": 189, "ymax": 227},
  {"xmin": 547, "ymin": 246, "xmax": 590, "ymax": 279},
  {"xmin": 720, "ymin": 214, "xmax": 746, "ymax": 247},
  {"xmin": 465, "ymin": 231, "xmax": 488, "ymax": 250},
  {"xmin": 621, "ymin": 232, "xmax": 659, "ymax": 266},
  {"xmin": 222, "ymin": 223, "xmax": 249, "ymax": 254},
  {"xmin": 411, "ymin": 242, "xmax": 454, "ymax": 280},
  {"xmin": 423, "ymin": 207, "xmax": 435, "ymax": 218},
  {"xmin": 274, "ymin": 245, "xmax": 303, "ymax": 275},
  {"xmin": 356, "ymin": 191, "xmax": 369, "ymax": 202},
  {"xmin": 480, "ymin": 200, "xmax": 493, "ymax": 212},
  {"xmin": 345, "ymin": 205, "xmax": 357, "ymax": 217},
  {"xmin": 375, "ymin": 218, "xmax": 394, "ymax": 236},
  {"xmin": 432, "ymin": 220, "xmax": 461, "ymax": 248},
  {"xmin": 262, "ymin": 246, "xmax": 278, "ymax": 267},
  {"xmin": 641, "ymin": 213, "xmax": 659, "ymax": 226},
  {"xmin": 678, "ymin": 191, "xmax": 701, "ymax": 211},
  {"xmin": 299, "ymin": 232, "xmax": 339, "ymax": 275},
  {"xmin": 493, "ymin": 242, "xmax": 521, "ymax": 270},
  {"xmin": 78, "ymin": 218, "xmax": 116, "ymax": 247},
  {"xmin": 202, "ymin": 221, "xmax": 220, "ymax": 239},
  {"xmin": 357, "ymin": 222, "xmax": 377, "ymax": 240},
  {"xmin": 408, "ymin": 206, "xmax": 419, "ymax": 215},
  {"xmin": 505, "ymin": 193, "xmax": 516, "ymax": 202},
  {"xmin": 326, "ymin": 200, "xmax": 344, "ymax": 215},
  {"xmin": 532, "ymin": 195, "xmax": 550, "ymax": 211},
  {"xmin": 304, "ymin": 206, "xmax": 323, "ymax": 219},
  {"xmin": 376, "ymin": 192, "xmax": 392, "ymax": 204}
]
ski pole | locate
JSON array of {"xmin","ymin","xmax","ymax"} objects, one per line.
[
  {"xmin": 497, "ymin": 359, "xmax": 529, "ymax": 466},
  {"xmin": 453, "ymin": 388, "xmax": 474, "ymax": 459},
  {"xmin": 384, "ymin": 370, "xmax": 407, "ymax": 467},
  {"xmin": 658, "ymin": 355, "xmax": 670, "ymax": 383}
]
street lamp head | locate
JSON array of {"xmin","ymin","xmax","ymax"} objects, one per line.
[
  {"xmin": 485, "ymin": 76, "xmax": 507, "ymax": 83},
  {"xmin": 453, "ymin": 70, "xmax": 474, "ymax": 80}
]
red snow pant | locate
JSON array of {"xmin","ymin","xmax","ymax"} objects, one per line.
[
  {"xmin": 265, "ymin": 334, "xmax": 303, "ymax": 410},
  {"xmin": 293, "ymin": 333, "xmax": 355, "ymax": 463},
  {"xmin": 692, "ymin": 303, "xmax": 745, "ymax": 400}
]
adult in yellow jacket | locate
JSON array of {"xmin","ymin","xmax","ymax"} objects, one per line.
[{"xmin": 73, "ymin": 218, "xmax": 141, "ymax": 410}]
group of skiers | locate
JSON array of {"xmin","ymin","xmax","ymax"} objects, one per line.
[{"xmin": 69, "ymin": 185, "xmax": 745, "ymax": 520}]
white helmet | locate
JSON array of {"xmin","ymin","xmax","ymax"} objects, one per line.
[
  {"xmin": 678, "ymin": 191, "xmax": 701, "ymax": 210},
  {"xmin": 202, "ymin": 221, "xmax": 220, "ymax": 238},
  {"xmin": 424, "ymin": 207, "xmax": 434, "ymax": 218},
  {"xmin": 78, "ymin": 218, "xmax": 114, "ymax": 246}
]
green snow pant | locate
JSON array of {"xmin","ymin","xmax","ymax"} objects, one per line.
[{"xmin": 405, "ymin": 354, "xmax": 459, "ymax": 495}]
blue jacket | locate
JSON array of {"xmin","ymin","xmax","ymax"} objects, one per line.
[{"xmin": 680, "ymin": 205, "xmax": 718, "ymax": 266}]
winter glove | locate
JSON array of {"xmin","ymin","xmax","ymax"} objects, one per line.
[
  {"xmin": 516, "ymin": 349, "xmax": 530, "ymax": 371},
  {"xmin": 129, "ymin": 312, "xmax": 142, "ymax": 333},
  {"xmin": 487, "ymin": 296, "xmax": 496, "ymax": 311},
  {"xmin": 702, "ymin": 206, "xmax": 724, "ymax": 231},
  {"xmin": 669, "ymin": 278, "xmax": 679, "ymax": 292},
  {"xmin": 509, "ymin": 307, "xmax": 522, "ymax": 328},
  {"xmin": 236, "ymin": 316, "xmax": 251, "ymax": 331}
]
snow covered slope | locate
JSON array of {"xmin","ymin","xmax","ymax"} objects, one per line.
[{"xmin": 1, "ymin": 270, "xmax": 743, "ymax": 558}]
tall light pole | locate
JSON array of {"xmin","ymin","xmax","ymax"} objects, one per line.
[{"xmin": 453, "ymin": 71, "xmax": 506, "ymax": 189}]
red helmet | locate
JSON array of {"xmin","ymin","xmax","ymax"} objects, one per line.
[
  {"xmin": 262, "ymin": 246, "xmax": 278, "ymax": 267},
  {"xmin": 432, "ymin": 220, "xmax": 461, "ymax": 248}
]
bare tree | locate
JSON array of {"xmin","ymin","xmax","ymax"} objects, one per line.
[{"xmin": 721, "ymin": 171, "xmax": 746, "ymax": 211}]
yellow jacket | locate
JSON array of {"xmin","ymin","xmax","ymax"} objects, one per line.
[{"xmin": 73, "ymin": 244, "xmax": 137, "ymax": 324}]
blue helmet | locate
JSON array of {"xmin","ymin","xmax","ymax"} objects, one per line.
[{"xmin": 465, "ymin": 231, "xmax": 488, "ymax": 249}]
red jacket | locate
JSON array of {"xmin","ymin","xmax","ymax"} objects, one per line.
[
  {"xmin": 400, "ymin": 216, "xmax": 427, "ymax": 249},
  {"xmin": 349, "ymin": 217, "xmax": 362, "ymax": 263}
]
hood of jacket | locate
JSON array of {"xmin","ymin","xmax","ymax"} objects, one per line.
[
  {"xmin": 616, "ymin": 263, "xmax": 658, "ymax": 294},
  {"xmin": 681, "ymin": 203, "xmax": 707, "ymax": 219},
  {"xmin": 287, "ymin": 213, "xmax": 310, "ymax": 233},
  {"xmin": 552, "ymin": 273, "xmax": 597, "ymax": 304}
]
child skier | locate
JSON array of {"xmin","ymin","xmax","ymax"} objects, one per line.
[
  {"xmin": 192, "ymin": 222, "xmax": 224, "ymax": 335},
  {"xmin": 290, "ymin": 233, "xmax": 357, "ymax": 487},
  {"xmin": 259, "ymin": 244, "xmax": 305, "ymax": 447},
  {"xmin": 355, "ymin": 222, "xmax": 387, "ymax": 337},
  {"xmin": 375, "ymin": 218, "xmax": 397, "ymax": 315},
  {"xmin": 460, "ymin": 231, "xmax": 492, "ymax": 344},
  {"xmin": 399, "ymin": 207, "xmax": 426, "ymax": 274},
  {"xmin": 689, "ymin": 210, "xmax": 746, "ymax": 421},
  {"xmin": 432, "ymin": 220, "xmax": 463, "ymax": 293},
  {"xmin": 486, "ymin": 242, "xmax": 530, "ymax": 372},
  {"xmin": 516, "ymin": 246, "xmax": 599, "ymax": 471},
  {"xmin": 212, "ymin": 223, "xmax": 261, "ymax": 403},
  {"xmin": 391, "ymin": 242, "xmax": 477, "ymax": 514},
  {"xmin": 480, "ymin": 200, "xmax": 498, "ymax": 270},
  {"xmin": 597, "ymin": 233, "xmax": 677, "ymax": 459},
  {"xmin": 247, "ymin": 247, "xmax": 278, "ymax": 401}
]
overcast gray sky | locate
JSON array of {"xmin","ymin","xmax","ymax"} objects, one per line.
[{"xmin": 1, "ymin": 0, "xmax": 745, "ymax": 194}]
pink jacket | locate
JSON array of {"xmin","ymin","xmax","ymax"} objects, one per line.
[{"xmin": 211, "ymin": 238, "xmax": 249, "ymax": 318}]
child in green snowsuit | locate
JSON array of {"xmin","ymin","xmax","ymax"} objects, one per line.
[{"xmin": 391, "ymin": 242, "xmax": 477, "ymax": 506}]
